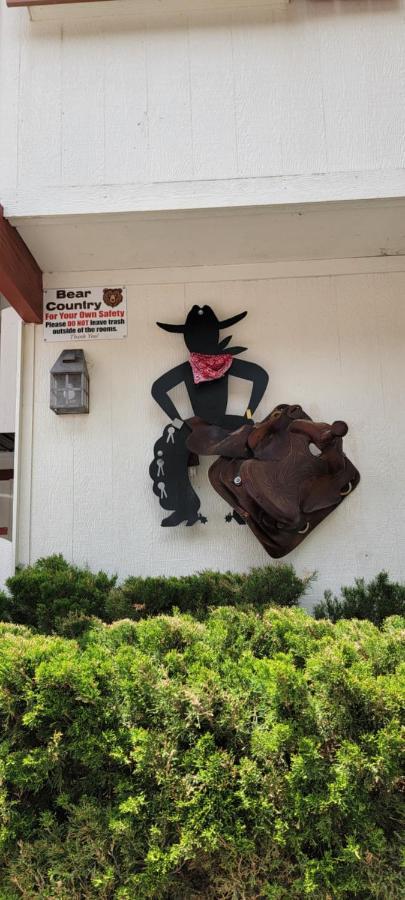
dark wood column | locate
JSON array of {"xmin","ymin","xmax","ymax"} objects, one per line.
[
  {"xmin": 7, "ymin": 1, "xmax": 107, "ymax": 7},
  {"xmin": 0, "ymin": 205, "xmax": 43, "ymax": 324}
]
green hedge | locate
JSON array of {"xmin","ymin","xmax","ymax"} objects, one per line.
[
  {"xmin": 0, "ymin": 607, "xmax": 403, "ymax": 898},
  {"xmin": 0, "ymin": 555, "xmax": 117, "ymax": 634},
  {"xmin": 0, "ymin": 556, "xmax": 309, "ymax": 634},
  {"xmin": 105, "ymin": 563, "xmax": 308, "ymax": 622},
  {"xmin": 2, "ymin": 556, "xmax": 405, "ymax": 636},
  {"xmin": 314, "ymin": 571, "xmax": 405, "ymax": 625}
]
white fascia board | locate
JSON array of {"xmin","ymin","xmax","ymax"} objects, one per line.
[
  {"xmin": 3, "ymin": 170, "xmax": 405, "ymax": 220},
  {"xmin": 29, "ymin": 0, "xmax": 290, "ymax": 23}
]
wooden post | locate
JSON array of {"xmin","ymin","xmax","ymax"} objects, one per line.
[
  {"xmin": 6, "ymin": 0, "xmax": 109, "ymax": 7},
  {"xmin": 0, "ymin": 205, "xmax": 43, "ymax": 324}
]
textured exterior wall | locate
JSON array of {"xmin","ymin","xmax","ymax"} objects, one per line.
[
  {"xmin": 3, "ymin": 0, "xmax": 405, "ymax": 601},
  {"xmin": 1, "ymin": 0, "xmax": 405, "ymax": 211},
  {"xmin": 0, "ymin": 308, "xmax": 21, "ymax": 585},
  {"xmin": 0, "ymin": 307, "xmax": 20, "ymax": 433},
  {"xmin": 17, "ymin": 265, "xmax": 405, "ymax": 608}
]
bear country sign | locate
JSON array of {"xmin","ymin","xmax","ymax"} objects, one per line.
[{"xmin": 43, "ymin": 287, "xmax": 128, "ymax": 342}]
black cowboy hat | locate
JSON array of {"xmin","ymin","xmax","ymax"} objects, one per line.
[{"xmin": 156, "ymin": 305, "xmax": 248, "ymax": 354}]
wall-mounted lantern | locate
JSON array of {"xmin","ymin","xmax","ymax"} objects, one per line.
[{"xmin": 50, "ymin": 349, "xmax": 89, "ymax": 415}]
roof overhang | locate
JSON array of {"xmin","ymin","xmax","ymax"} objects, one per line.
[
  {"xmin": 2, "ymin": 191, "xmax": 405, "ymax": 324},
  {"xmin": 8, "ymin": 197, "xmax": 405, "ymax": 276}
]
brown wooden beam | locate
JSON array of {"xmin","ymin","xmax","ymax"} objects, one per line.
[
  {"xmin": 7, "ymin": 0, "xmax": 109, "ymax": 7},
  {"xmin": 4, "ymin": 0, "xmax": 332, "ymax": 7},
  {"xmin": 0, "ymin": 206, "xmax": 43, "ymax": 324}
]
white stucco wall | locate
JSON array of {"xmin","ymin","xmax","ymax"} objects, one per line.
[
  {"xmin": 0, "ymin": 307, "xmax": 21, "ymax": 587},
  {"xmin": 1, "ymin": 0, "xmax": 405, "ymax": 216},
  {"xmin": 0, "ymin": 306, "xmax": 20, "ymax": 433},
  {"xmin": 17, "ymin": 262, "xmax": 405, "ymax": 608},
  {"xmin": 2, "ymin": 0, "xmax": 405, "ymax": 602}
]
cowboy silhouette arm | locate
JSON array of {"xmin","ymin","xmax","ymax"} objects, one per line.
[
  {"xmin": 151, "ymin": 362, "xmax": 190, "ymax": 422},
  {"xmin": 230, "ymin": 358, "xmax": 269, "ymax": 415}
]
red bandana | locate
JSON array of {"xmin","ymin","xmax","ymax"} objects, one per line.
[{"xmin": 189, "ymin": 352, "xmax": 233, "ymax": 384}]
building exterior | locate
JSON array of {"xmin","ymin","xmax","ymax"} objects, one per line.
[{"xmin": 0, "ymin": 0, "xmax": 404, "ymax": 607}]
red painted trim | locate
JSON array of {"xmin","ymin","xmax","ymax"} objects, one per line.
[{"xmin": 0, "ymin": 205, "xmax": 43, "ymax": 324}]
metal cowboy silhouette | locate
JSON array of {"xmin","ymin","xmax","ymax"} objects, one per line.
[{"xmin": 149, "ymin": 305, "xmax": 269, "ymax": 527}]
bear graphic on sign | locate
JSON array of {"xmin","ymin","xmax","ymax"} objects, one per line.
[{"xmin": 103, "ymin": 288, "xmax": 123, "ymax": 308}]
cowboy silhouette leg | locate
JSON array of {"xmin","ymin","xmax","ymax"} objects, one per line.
[{"xmin": 149, "ymin": 423, "xmax": 207, "ymax": 526}]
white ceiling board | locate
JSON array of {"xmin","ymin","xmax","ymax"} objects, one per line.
[{"xmin": 13, "ymin": 199, "xmax": 405, "ymax": 273}]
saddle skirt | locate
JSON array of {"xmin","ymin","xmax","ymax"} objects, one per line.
[{"xmin": 186, "ymin": 403, "xmax": 360, "ymax": 558}]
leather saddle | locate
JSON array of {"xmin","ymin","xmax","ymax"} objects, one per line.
[{"xmin": 186, "ymin": 403, "xmax": 360, "ymax": 558}]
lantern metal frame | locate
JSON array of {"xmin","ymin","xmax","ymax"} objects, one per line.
[{"xmin": 50, "ymin": 349, "xmax": 89, "ymax": 415}]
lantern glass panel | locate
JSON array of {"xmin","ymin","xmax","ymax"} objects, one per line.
[
  {"xmin": 50, "ymin": 350, "xmax": 89, "ymax": 414},
  {"xmin": 64, "ymin": 373, "xmax": 82, "ymax": 407},
  {"xmin": 50, "ymin": 375, "xmax": 57, "ymax": 405}
]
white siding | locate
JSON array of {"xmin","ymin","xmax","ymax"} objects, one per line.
[
  {"xmin": 0, "ymin": 309, "xmax": 22, "ymax": 587},
  {"xmin": 0, "ymin": 307, "xmax": 20, "ymax": 433},
  {"xmin": 17, "ymin": 264, "xmax": 405, "ymax": 607},
  {"xmin": 2, "ymin": 0, "xmax": 405, "ymax": 599},
  {"xmin": 0, "ymin": 2, "xmax": 22, "ymax": 196},
  {"xmin": 0, "ymin": 540, "xmax": 15, "ymax": 591},
  {"xmin": 1, "ymin": 1, "xmax": 405, "ymax": 212}
]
